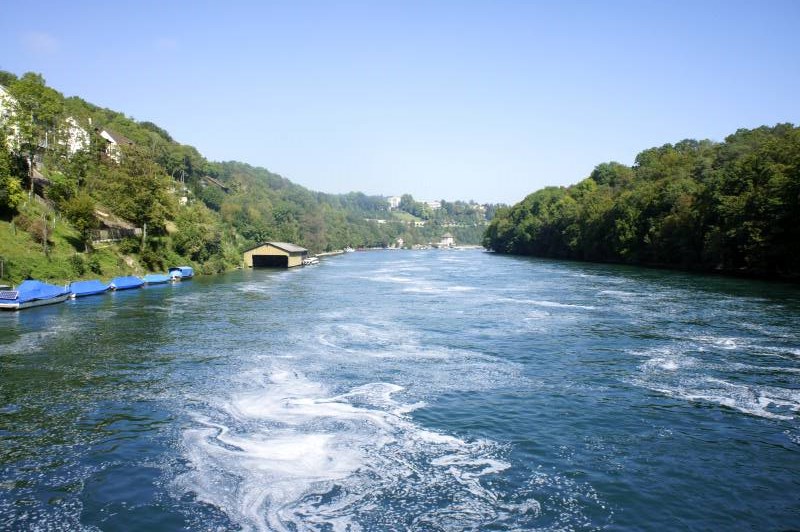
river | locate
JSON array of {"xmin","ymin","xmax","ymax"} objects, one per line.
[{"xmin": 1, "ymin": 249, "xmax": 799, "ymax": 530}]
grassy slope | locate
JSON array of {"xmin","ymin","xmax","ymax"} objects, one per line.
[{"xmin": 0, "ymin": 204, "xmax": 139, "ymax": 286}]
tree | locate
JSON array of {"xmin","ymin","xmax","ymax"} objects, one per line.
[
  {"xmin": 483, "ymin": 124, "xmax": 800, "ymax": 279},
  {"xmin": 7, "ymin": 73, "xmax": 64, "ymax": 192},
  {"xmin": 0, "ymin": 142, "xmax": 25, "ymax": 214},
  {"xmin": 398, "ymin": 193, "xmax": 416, "ymax": 213},
  {"xmin": 63, "ymin": 192, "xmax": 99, "ymax": 251},
  {"xmin": 174, "ymin": 203, "xmax": 222, "ymax": 262},
  {"xmin": 102, "ymin": 146, "xmax": 177, "ymax": 246},
  {"xmin": 0, "ymin": 70, "xmax": 18, "ymax": 87}
]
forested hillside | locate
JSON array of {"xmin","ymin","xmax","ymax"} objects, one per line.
[
  {"xmin": 0, "ymin": 71, "xmax": 494, "ymax": 284},
  {"xmin": 484, "ymin": 124, "xmax": 800, "ymax": 279}
]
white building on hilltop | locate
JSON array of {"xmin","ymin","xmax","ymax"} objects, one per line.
[{"xmin": 387, "ymin": 196, "xmax": 402, "ymax": 210}]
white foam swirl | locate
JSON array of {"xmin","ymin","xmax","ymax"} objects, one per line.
[{"xmin": 176, "ymin": 370, "xmax": 538, "ymax": 531}]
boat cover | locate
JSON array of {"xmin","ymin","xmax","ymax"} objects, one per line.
[
  {"xmin": 0, "ymin": 280, "xmax": 70, "ymax": 304},
  {"xmin": 110, "ymin": 276, "xmax": 144, "ymax": 290},
  {"xmin": 169, "ymin": 266, "xmax": 194, "ymax": 278},
  {"xmin": 70, "ymin": 279, "xmax": 110, "ymax": 297},
  {"xmin": 143, "ymin": 273, "xmax": 171, "ymax": 284}
]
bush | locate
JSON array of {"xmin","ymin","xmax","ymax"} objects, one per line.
[
  {"xmin": 70, "ymin": 254, "xmax": 86, "ymax": 276},
  {"xmin": 199, "ymin": 257, "xmax": 225, "ymax": 275},
  {"xmin": 118, "ymin": 237, "xmax": 140, "ymax": 254},
  {"xmin": 140, "ymin": 248, "xmax": 164, "ymax": 271},
  {"xmin": 29, "ymin": 218, "xmax": 50, "ymax": 245},
  {"xmin": 88, "ymin": 254, "xmax": 102, "ymax": 274},
  {"xmin": 13, "ymin": 213, "xmax": 33, "ymax": 232}
]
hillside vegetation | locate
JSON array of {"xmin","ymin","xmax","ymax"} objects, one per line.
[
  {"xmin": 484, "ymin": 124, "xmax": 800, "ymax": 280},
  {"xmin": 0, "ymin": 71, "xmax": 494, "ymax": 284}
]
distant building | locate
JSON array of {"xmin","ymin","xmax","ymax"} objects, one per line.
[
  {"xmin": 0, "ymin": 85, "xmax": 11, "ymax": 117},
  {"xmin": 62, "ymin": 117, "xmax": 90, "ymax": 155},
  {"xmin": 387, "ymin": 196, "xmax": 402, "ymax": 210},
  {"xmin": 97, "ymin": 128, "xmax": 134, "ymax": 163},
  {"xmin": 396, "ymin": 237, "xmax": 404, "ymax": 248},
  {"xmin": 0, "ymin": 85, "xmax": 20, "ymax": 151},
  {"xmin": 91, "ymin": 209, "xmax": 142, "ymax": 243},
  {"xmin": 424, "ymin": 200, "xmax": 442, "ymax": 210},
  {"xmin": 201, "ymin": 175, "xmax": 230, "ymax": 192},
  {"xmin": 0, "ymin": 87, "xmax": 89, "ymax": 159},
  {"xmin": 440, "ymin": 232, "xmax": 455, "ymax": 247},
  {"xmin": 243, "ymin": 242, "xmax": 308, "ymax": 268}
]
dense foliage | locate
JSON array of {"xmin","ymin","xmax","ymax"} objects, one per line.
[
  {"xmin": 484, "ymin": 125, "xmax": 800, "ymax": 279},
  {"xmin": 0, "ymin": 71, "xmax": 495, "ymax": 283}
]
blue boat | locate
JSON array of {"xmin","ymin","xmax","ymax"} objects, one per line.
[
  {"xmin": 0, "ymin": 280, "xmax": 71, "ymax": 310},
  {"xmin": 69, "ymin": 279, "xmax": 110, "ymax": 298},
  {"xmin": 168, "ymin": 266, "xmax": 194, "ymax": 280},
  {"xmin": 110, "ymin": 276, "xmax": 144, "ymax": 291},
  {"xmin": 143, "ymin": 273, "xmax": 171, "ymax": 285}
]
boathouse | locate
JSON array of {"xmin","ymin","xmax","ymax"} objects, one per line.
[
  {"xmin": 440, "ymin": 232, "xmax": 455, "ymax": 247},
  {"xmin": 243, "ymin": 242, "xmax": 308, "ymax": 268}
]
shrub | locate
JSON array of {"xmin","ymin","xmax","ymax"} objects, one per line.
[
  {"xmin": 29, "ymin": 219, "xmax": 50, "ymax": 245},
  {"xmin": 140, "ymin": 248, "xmax": 164, "ymax": 271},
  {"xmin": 70, "ymin": 254, "xmax": 86, "ymax": 276},
  {"xmin": 118, "ymin": 237, "xmax": 140, "ymax": 254},
  {"xmin": 88, "ymin": 254, "xmax": 102, "ymax": 274}
]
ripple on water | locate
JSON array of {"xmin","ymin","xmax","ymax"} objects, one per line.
[{"xmin": 629, "ymin": 338, "xmax": 800, "ymax": 420}]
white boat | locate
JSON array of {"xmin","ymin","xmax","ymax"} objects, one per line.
[{"xmin": 302, "ymin": 257, "xmax": 320, "ymax": 266}]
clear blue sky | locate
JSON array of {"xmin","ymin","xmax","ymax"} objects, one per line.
[{"xmin": 1, "ymin": 1, "xmax": 798, "ymax": 204}]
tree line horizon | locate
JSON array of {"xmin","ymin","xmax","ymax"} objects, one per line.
[{"xmin": 484, "ymin": 123, "xmax": 799, "ymax": 280}]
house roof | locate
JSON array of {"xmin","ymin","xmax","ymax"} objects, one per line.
[
  {"xmin": 201, "ymin": 175, "xmax": 230, "ymax": 192},
  {"xmin": 442, "ymin": 232, "xmax": 454, "ymax": 238},
  {"xmin": 268, "ymin": 242, "xmax": 308, "ymax": 253},
  {"xmin": 98, "ymin": 128, "xmax": 134, "ymax": 145},
  {"xmin": 94, "ymin": 209, "xmax": 137, "ymax": 230},
  {"xmin": 244, "ymin": 242, "xmax": 308, "ymax": 253}
]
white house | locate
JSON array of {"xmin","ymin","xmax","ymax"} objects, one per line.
[
  {"xmin": 0, "ymin": 85, "xmax": 13, "ymax": 122},
  {"xmin": 62, "ymin": 117, "xmax": 90, "ymax": 155},
  {"xmin": 0, "ymin": 85, "xmax": 21, "ymax": 151},
  {"xmin": 387, "ymin": 196, "xmax": 402, "ymax": 210},
  {"xmin": 97, "ymin": 128, "xmax": 134, "ymax": 163},
  {"xmin": 1, "ymin": 86, "xmax": 90, "ymax": 161}
]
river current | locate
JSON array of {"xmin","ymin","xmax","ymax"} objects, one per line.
[{"xmin": 1, "ymin": 249, "xmax": 799, "ymax": 530}]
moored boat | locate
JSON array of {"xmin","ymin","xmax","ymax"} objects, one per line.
[
  {"xmin": 0, "ymin": 280, "xmax": 71, "ymax": 310},
  {"xmin": 302, "ymin": 256, "xmax": 320, "ymax": 266},
  {"xmin": 110, "ymin": 276, "xmax": 145, "ymax": 291},
  {"xmin": 168, "ymin": 266, "xmax": 193, "ymax": 280},
  {"xmin": 69, "ymin": 279, "xmax": 110, "ymax": 298},
  {"xmin": 143, "ymin": 273, "xmax": 171, "ymax": 285}
]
